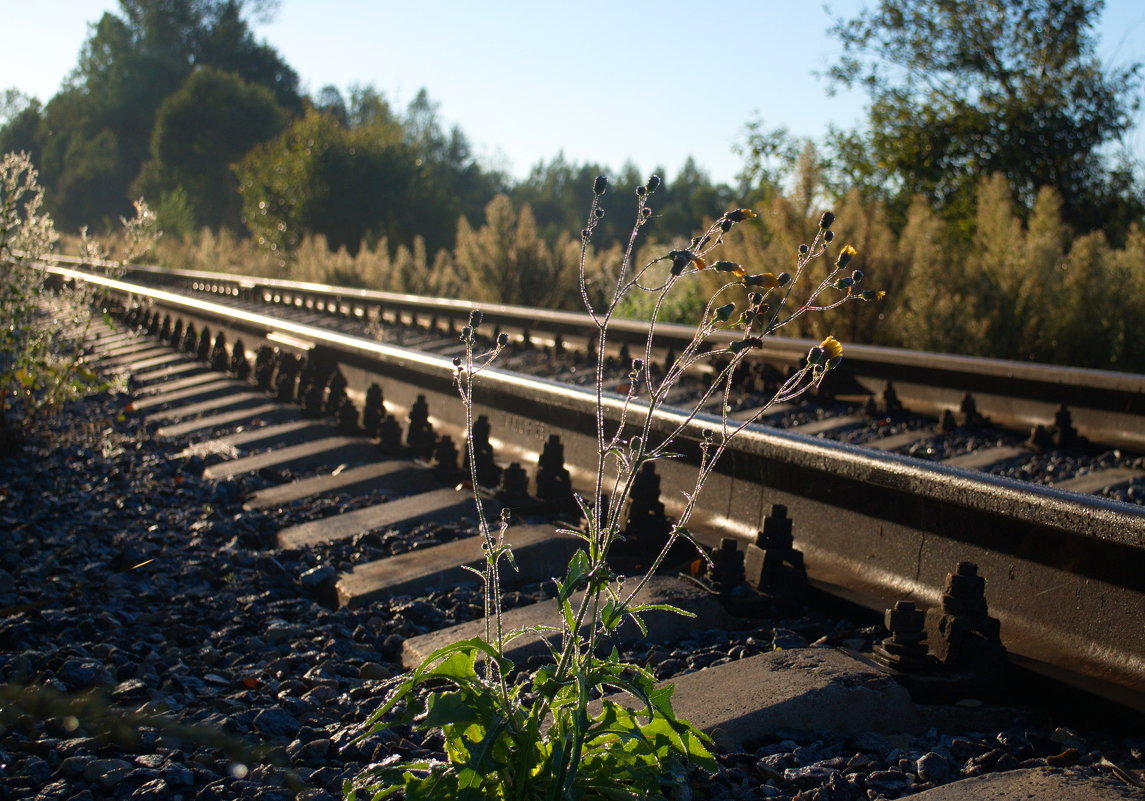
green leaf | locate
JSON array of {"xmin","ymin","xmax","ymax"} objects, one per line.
[
  {"xmin": 558, "ymin": 550, "xmax": 590, "ymax": 604},
  {"xmin": 600, "ymin": 599, "xmax": 624, "ymax": 632},
  {"xmin": 625, "ymin": 602, "xmax": 696, "ymax": 619}
]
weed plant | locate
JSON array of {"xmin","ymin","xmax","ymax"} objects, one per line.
[
  {"xmin": 0, "ymin": 151, "xmax": 158, "ymax": 448},
  {"xmin": 347, "ymin": 175, "xmax": 881, "ymax": 800}
]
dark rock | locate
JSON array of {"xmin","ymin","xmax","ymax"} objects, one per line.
[
  {"xmin": 783, "ymin": 765, "xmax": 840, "ymax": 788},
  {"xmin": 17, "ymin": 754, "xmax": 52, "ymax": 783},
  {"xmin": 253, "ymin": 707, "xmax": 301, "ymax": 738},
  {"xmin": 357, "ymin": 661, "xmax": 392, "ymax": 681},
  {"xmin": 949, "ymin": 737, "xmax": 989, "ymax": 761},
  {"xmin": 865, "ymin": 769, "xmax": 914, "ymax": 797},
  {"xmin": 916, "ymin": 752, "xmax": 951, "ymax": 783},
  {"xmin": 81, "ymin": 757, "xmax": 133, "ymax": 790},
  {"xmin": 130, "ymin": 778, "xmax": 169, "ymax": 798}
]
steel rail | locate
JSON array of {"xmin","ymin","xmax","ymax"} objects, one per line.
[
  {"xmin": 54, "ymin": 264, "xmax": 1145, "ymax": 713},
  {"xmin": 65, "ymin": 257, "xmax": 1145, "ymax": 451}
]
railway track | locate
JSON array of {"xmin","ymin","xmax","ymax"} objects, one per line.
[{"xmin": 17, "ymin": 262, "xmax": 1145, "ymax": 798}]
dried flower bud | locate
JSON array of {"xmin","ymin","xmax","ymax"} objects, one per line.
[
  {"xmin": 581, "ymin": 228, "xmax": 591, "ymax": 239},
  {"xmin": 646, "ymin": 175, "xmax": 661, "ymax": 192},
  {"xmin": 641, "ymin": 207, "xmax": 652, "ymax": 218},
  {"xmin": 460, "ymin": 326, "xmax": 472, "ymax": 341},
  {"xmin": 777, "ymin": 272, "xmax": 791, "ymax": 286},
  {"xmin": 748, "ymin": 292, "xmax": 764, "ymax": 305},
  {"xmin": 720, "ymin": 219, "xmax": 733, "ymax": 232},
  {"xmin": 744, "ymin": 273, "xmax": 781, "ymax": 288},
  {"xmin": 798, "ymin": 243, "xmax": 810, "ymax": 255},
  {"xmin": 725, "ymin": 208, "xmax": 757, "ymax": 223},
  {"xmin": 837, "ymin": 276, "xmax": 854, "ymax": 289},
  {"xmin": 861, "ymin": 290, "xmax": 886, "ymax": 301},
  {"xmin": 636, "ymin": 185, "xmax": 647, "ymax": 196},
  {"xmin": 824, "ymin": 230, "xmax": 835, "ymax": 242},
  {"xmin": 836, "ymin": 245, "xmax": 856, "ymax": 270},
  {"xmin": 714, "ymin": 302, "xmax": 735, "ymax": 322},
  {"xmin": 497, "ymin": 332, "xmax": 509, "ymax": 346},
  {"xmin": 729, "ymin": 337, "xmax": 763, "ymax": 353},
  {"xmin": 631, "ymin": 357, "xmax": 644, "ymax": 372},
  {"xmin": 469, "ymin": 310, "xmax": 483, "ymax": 328},
  {"xmin": 594, "ymin": 207, "xmax": 605, "ymax": 219},
  {"xmin": 851, "ymin": 269, "xmax": 864, "ymax": 284},
  {"xmin": 593, "ymin": 175, "xmax": 608, "ymax": 195},
  {"xmin": 819, "ymin": 211, "xmax": 835, "ymax": 229},
  {"xmin": 452, "ymin": 357, "xmax": 462, "ymax": 368},
  {"xmin": 669, "ymin": 249, "xmax": 697, "ymax": 275},
  {"xmin": 806, "ymin": 346, "xmax": 825, "ymax": 365}
]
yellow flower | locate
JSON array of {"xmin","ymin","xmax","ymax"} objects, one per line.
[
  {"xmin": 819, "ymin": 336, "xmax": 843, "ymax": 360},
  {"xmin": 836, "ymin": 245, "xmax": 857, "ymax": 269}
]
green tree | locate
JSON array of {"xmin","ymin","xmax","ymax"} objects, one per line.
[
  {"xmin": 235, "ymin": 107, "xmax": 417, "ymax": 260},
  {"xmin": 826, "ymin": 0, "xmax": 1143, "ymax": 237},
  {"xmin": 137, "ymin": 66, "xmax": 286, "ymax": 230},
  {"xmin": 1, "ymin": 0, "xmax": 299, "ymax": 230}
]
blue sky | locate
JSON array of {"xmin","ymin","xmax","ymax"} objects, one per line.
[{"xmin": 4, "ymin": 1, "xmax": 1144, "ymax": 186}]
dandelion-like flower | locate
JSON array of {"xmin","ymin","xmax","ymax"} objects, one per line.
[{"xmin": 819, "ymin": 336, "xmax": 843, "ymax": 360}]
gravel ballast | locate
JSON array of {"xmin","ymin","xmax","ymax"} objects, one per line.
[{"xmin": 1, "ymin": 373, "xmax": 1142, "ymax": 800}]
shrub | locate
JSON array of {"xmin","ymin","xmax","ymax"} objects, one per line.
[{"xmin": 0, "ymin": 151, "xmax": 158, "ymax": 447}]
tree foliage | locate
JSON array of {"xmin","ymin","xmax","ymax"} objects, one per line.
[
  {"xmin": 138, "ymin": 66, "xmax": 286, "ymax": 230},
  {"xmin": 6, "ymin": 0, "xmax": 300, "ymax": 230},
  {"xmin": 826, "ymin": 0, "xmax": 1143, "ymax": 237}
]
